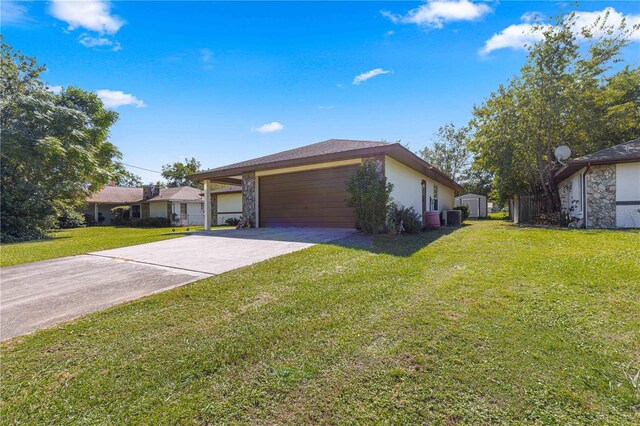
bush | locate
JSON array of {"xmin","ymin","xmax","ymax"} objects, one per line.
[
  {"xmin": 387, "ymin": 203, "xmax": 423, "ymax": 234},
  {"xmin": 225, "ymin": 217, "xmax": 240, "ymax": 226},
  {"xmin": 345, "ymin": 160, "xmax": 394, "ymax": 234},
  {"xmin": 83, "ymin": 213, "xmax": 97, "ymax": 226},
  {"xmin": 111, "ymin": 206, "xmax": 130, "ymax": 225},
  {"xmin": 454, "ymin": 205, "xmax": 470, "ymax": 221},
  {"xmin": 126, "ymin": 217, "xmax": 171, "ymax": 227},
  {"xmin": 57, "ymin": 208, "xmax": 86, "ymax": 229}
]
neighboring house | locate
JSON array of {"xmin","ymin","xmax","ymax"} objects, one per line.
[
  {"xmin": 211, "ymin": 185, "xmax": 243, "ymax": 225},
  {"xmin": 190, "ymin": 139, "xmax": 463, "ymax": 229},
  {"xmin": 555, "ymin": 137, "xmax": 640, "ymax": 228},
  {"xmin": 84, "ymin": 185, "xmax": 205, "ymax": 226},
  {"xmin": 455, "ymin": 194, "xmax": 488, "ymax": 218}
]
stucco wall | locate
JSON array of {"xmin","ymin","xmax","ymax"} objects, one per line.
[
  {"xmin": 149, "ymin": 201, "xmax": 168, "ymax": 219},
  {"xmin": 384, "ymin": 156, "xmax": 454, "ymax": 214},
  {"xmin": 216, "ymin": 193, "xmax": 242, "ymax": 225},
  {"xmin": 558, "ymin": 168, "xmax": 585, "ymax": 223},
  {"xmin": 616, "ymin": 162, "xmax": 640, "ymax": 228}
]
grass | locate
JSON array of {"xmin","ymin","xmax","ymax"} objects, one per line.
[
  {"xmin": 0, "ymin": 225, "xmax": 229, "ymax": 267},
  {"xmin": 488, "ymin": 211, "xmax": 509, "ymax": 220},
  {"xmin": 1, "ymin": 221, "xmax": 639, "ymax": 424}
]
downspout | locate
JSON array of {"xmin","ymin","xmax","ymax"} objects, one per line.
[{"xmin": 582, "ymin": 163, "xmax": 591, "ymax": 229}]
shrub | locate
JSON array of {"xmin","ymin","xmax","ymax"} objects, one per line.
[
  {"xmin": 83, "ymin": 213, "xmax": 97, "ymax": 226},
  {"xmin": 345, "ymin": 160, "xmax": 394, "ymax": 234},
  {"xmin": 111, "ymin": 206, "xmax": 130, "ymax": 225},
  {"xmin": 387, "ymin": 203, "xmax": 423, "ymax": 234},
  {"xmin": 57, "ymin": 208, "xmax": 86, "ymax": 229},
  {"xmin": 225, "ymin": 217, "xmax": 240, "ymax": 226},
  {"xmin": 454, "ymin": 205, "xmax": 470, "ymax": 221},
  {"xmin": 127, "ymin": 217, "xmax": 171, "ymax": 227}
]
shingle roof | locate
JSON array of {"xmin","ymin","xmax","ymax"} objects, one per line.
[
  {"xmin": 189, "ymin": 138, "xmax": 463, "ymax": 192},
  {"xmin": 200, "ymin": 139, "xmax": 390, "ymax": 175},
  {"xmin": 211, "ymin": 185, "xmax": 242, "ymax": 194},
  {"xmin": 86, "ymin": 186, "xmax": 143, "ymax": 204},
  {"xmin": 87, "ymin": 186, "xmax": 203, "ymax": 204},
  {"xmin": 555, "ymin": 137, "xmax": 640, "ymax": 181},
  {"xmin": 146, "ymin": 186, "xmax": 203, "ymax": 202}
]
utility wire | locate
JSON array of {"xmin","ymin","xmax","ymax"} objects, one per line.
[{"xmin": 121, "ymin": 163, "xmax": 162, "ymax": 174}]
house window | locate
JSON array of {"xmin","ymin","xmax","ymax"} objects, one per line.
[
  {"xmin": 180, "ymin": 203, "xmax": 187, "ymax": 220},
  {"xmin": 433, "ymin": 185, "xmax": 439, "ymax": 211},
  {"xmin": 131, "ymin": 204, "xmax": 141, "ymax": 218}
]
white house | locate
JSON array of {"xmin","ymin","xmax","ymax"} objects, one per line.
[
  {"xmin": 211, "ymin": 185, "xmax": 243, "ymax": 225},
  {"xmin": 555, "ymin": 137, "xmax": 640, "ymax": 228},
  {"xmin": 189, "ymin": 139, "xmax": 463, "ymax": 229},
  {"xmin": 84, "ymin": 185, "xmax": 205, "ymax": 226},
  {"xmin": 455, "ymin": 194, "xmax": 488, "ymax": 218}
]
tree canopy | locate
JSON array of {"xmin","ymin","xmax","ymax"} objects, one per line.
[
  {"xmin": 1, "ymin": 39, "xmax": 123, "ymax": 242},
  {"xmin": 161, "ymin": 157, "xmax": 202, "ymax": 188},
  {"xmin": 468, "ymin": 11, "xmax": 640, "ymax": 211}
]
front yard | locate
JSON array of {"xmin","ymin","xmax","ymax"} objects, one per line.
[
  {"xmin": 1, "ymin": 221, "xmax": 638, "ymax": 424},
  {"xmin": 0, "ymin": 225, "xmax": 225, "ymax": 267}
]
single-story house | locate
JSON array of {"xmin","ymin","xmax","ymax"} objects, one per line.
[
  {"xmin": 84, "ymin": 185, "xmax": 205, "ymax": 226},
  {"xmin": 190, "ymin": 139, "xmax": 463, "ymax": 229},
  {"xmin": 555, "ymin": 137, "xmax": 640, "ymax": 228},
  {"xmin": 211, "ymin": 185, "xmax": 243, "ymax": 225},
  {"xmin": 455, "ymin": 193, "xmax": 488, "ymax": 218}
]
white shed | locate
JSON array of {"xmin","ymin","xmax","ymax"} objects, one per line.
[{"xmin": 455, "ymin": 193, "xmax": 488, "ymax": 218}]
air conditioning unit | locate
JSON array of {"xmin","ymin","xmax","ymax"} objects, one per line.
[{"xmin": 444, "ymin": 210, "xmax": 462, "ymax": 227}]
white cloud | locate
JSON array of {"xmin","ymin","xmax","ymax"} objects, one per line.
[
  {"xmin": 1, "ymin": 0, "xmax": 31, "ymax": 25},
  {"xmin": 96, "ymin": 89, "xmax": 146, "ymax": 108},
  {"xmin": 48, "ymin": 85, "xmax": 63, "ymax": 95},
  {"xmin": 318, "ymin": 105, "xmax": 335, "ymax": 110},
  {"xmin": 353, "ymin": 68, "xmax": 391, "ymax": 85},
  {"xmin": 78, "ymin": 34, "xmax": 121, "ymax": 51},
  {"xmin": 50, "ymin": 0, "xmax": 125, "ymax": 34},
  {"xmin": 252, "ymin": 122, "xmax": 284, "ymax": 133},
  {"xmin": 200, "ymin": 48, "xmax": 213, "ymax": 63},
  {"xmin": 383, "ymin": 0, "xmax": 492, "ymax": 29},
  {"xmin": 481, "ymin": 7, "xmax": 640, "ymax": 55}
]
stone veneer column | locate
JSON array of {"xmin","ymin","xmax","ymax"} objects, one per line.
[
  {"xmin": 242, "ymin": 172, "xmax": 257, "ymax": 227},
  {"xmin": 586, "ymin": 164, "xmax": 616, "ymax": 228},
  {"xmin": 211, "ymin": 194, "xmax": 218, "ymax": 226}
]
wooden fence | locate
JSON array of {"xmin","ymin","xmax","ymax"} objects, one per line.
[{"xmin": 510, "ymin": 194, "xmax": 545, "ymax": 224}]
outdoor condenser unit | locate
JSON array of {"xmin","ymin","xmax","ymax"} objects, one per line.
[{"xmin": 444, "ymin": 210, "xmax": 462, "ymax": 227}]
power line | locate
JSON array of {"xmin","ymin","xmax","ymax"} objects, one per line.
[{"xmin": 122, "ymin": 163, "xmax": 162, "ymax": 174}]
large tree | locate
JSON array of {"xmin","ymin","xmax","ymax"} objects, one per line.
[
  {"xmin": 418, "ymin": 123, "xmax": 470, "ymax": 184},
  {"xmin": 161, "ymin": 157, "xmax": 202, "ymax": 188},
  {"xmin": 1, "ymin": 39, "xmax": 122, "ymax": 242},
  {"xmin": 469, "ymin": 11, "xmax": 640, "ymax": 213}
]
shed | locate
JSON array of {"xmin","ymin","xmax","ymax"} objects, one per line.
[{"xmin": 455, "ymin": 193, "xmax": 488, "ymax": 218}]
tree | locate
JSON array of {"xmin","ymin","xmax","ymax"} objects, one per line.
[
  {"xmin": 161, "ymin": 157, "xmax": 202, "ymax": 188},
  {"xmin": 345, "ymin": 160, "xmax": 393, "ymax": 234},
  {"xmin": 1, "ymin": 39, "xmax": 122, "ymax": 242},
  {"xmin": 469, "ymin": 11, "xmax": 640, "ymax": 214},
  {"xmin": 113, "ymin": 167, "xmax": 143, "ymax": 187},
  {"xmin": 418, "ymin": 123, "xmax": 470, "ymax": 184}
]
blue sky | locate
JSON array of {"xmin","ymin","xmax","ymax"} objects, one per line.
[{"xmin": 3, "ymin": 1, "xmax": 639, "ymax": 183}]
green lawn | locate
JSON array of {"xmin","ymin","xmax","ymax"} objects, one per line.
[
  {"xmin": 2, "ymin": 221, "xmax": 639, "ymax": 424},
  {"xmin": 0, "ymin": 225, "xmax": 223, "ymax": 267}
]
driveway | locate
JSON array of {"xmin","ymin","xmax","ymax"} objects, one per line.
[{"xmin": 0, "ymin": 228, "xmax": 353, "ymax": 340}]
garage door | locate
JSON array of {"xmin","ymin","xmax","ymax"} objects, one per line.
[{"xmin": 259, "ymin": 165, "xmax": 359, "ymax": 227}]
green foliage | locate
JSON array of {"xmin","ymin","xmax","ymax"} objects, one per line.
[
  {"xmin": 162, "ymin": 157, "xmax": 202, "ymax": 188},
  {"xmin": 453, "ymin": 205, "xmax": 470, "ymax": 221},
  {"xmin": 345, "ymin": 160, "xmax": 393, "ymax": 234},
  {"xmin": 114, "ymin": 167, "xmax": 143, "ymax": 187},
  {"xmin": 469, "ymin": 11, "xmax": 640, "ymax": 211},
  {"xmin": 110, "ymin": 206, "xmax": 130, "ymax": 225},
  {"xmin": 127, "ymin": 217, "xmax": 171, "ymax": 227},
  {"xmin": 57, "ymin": 207, "xmax": 86, "ymax": 229},
  {"xmin": 418, "ymin": 123, "xmax": 470, "ymax": 184},
  {"xmin": 387, "ymin": 203, "xmax": 423, "ymax": 234},
  {"xmin": 225, "ymin": 217, "xmax": 241, "ymax": 226},
  {"xmin": 0, "ymin": 39, "xmax": 122, "ymax": 242}
]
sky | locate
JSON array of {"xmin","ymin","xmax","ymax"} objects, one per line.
[{"xmin": 3, "ymin": 0, "xmax": 640, "ymax": 183}]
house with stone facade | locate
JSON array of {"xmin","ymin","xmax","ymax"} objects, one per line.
[
  {"xmin": 84, "ymin": 185, "xmax": 205, "ymax": 226},
  {"xmin": 190, "ymin": 139, "xmax": 463, "ymax": 229},
  {"xmin": 555, "ymin": 137, "xmax": 640, "ymax": 228}
]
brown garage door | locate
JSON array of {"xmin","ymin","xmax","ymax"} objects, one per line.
[{"xmin": 259, "ymin": 165, "xmax": 359, "ymax": 228}]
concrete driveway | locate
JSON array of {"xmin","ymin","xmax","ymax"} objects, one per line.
[{"xmin": 0, "ymin": 228, "xmax": 353, "ymax": 340}]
